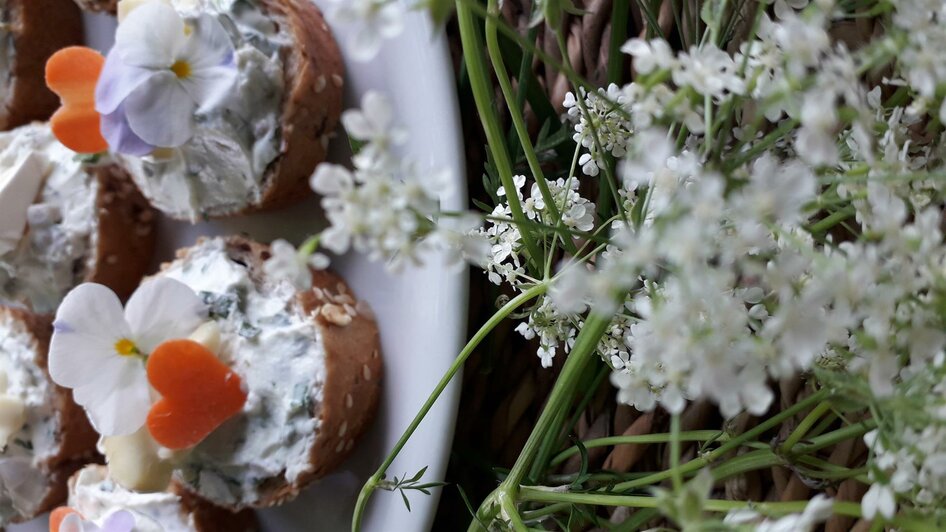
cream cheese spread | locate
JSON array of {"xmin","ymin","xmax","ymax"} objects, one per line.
[
  {"xmin": 0, "ymin": 124, "xmax": 99, "ymax": 314},
  {"xmin": 69, "ymin": 466, "xmax": 192, "ymax": 532},
  {"xmin": 123, "ymin": 0, "xmax": 289, "ymax": 221},
  {"xmin": 160, "ymin": 238, "xmax": 326, "ymax": 507},
  {"xmin": 0, "ymin": 311, "xmax": 59, "ymax": 524}
]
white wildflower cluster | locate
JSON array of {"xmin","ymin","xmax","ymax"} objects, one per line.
[
  {"xmin": 475, "ymin": 174, "xmax": 595, "ymax": 286},
  {"xmin": 563, "ymin": 85, "xmax": 633, "ymax": 176},
  {"xmin": 308, "ymin": 91, "xmax": 487, "ymax": 272},
  {"xmin": 520, "ymin": 1, "xmax": 946, "ymax": 422},
  {"xmin": 325, "ymin": 0, "xmax": 405, "ymax": 61},
  {"xmin": 859, "ymin": 361, "xmax": 946, "ymax": 522}
]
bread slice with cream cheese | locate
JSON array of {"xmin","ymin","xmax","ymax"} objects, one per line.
[
  {"xmin": 0, "ymin": 123, "xmax": 156, "ymax": 314},
  {"xmin": 0, "ymin": 306, "xmax": 98, "ymax": 525},
  {"xmin": 0, "ymin": 0, "xmax": 85, "ymax": 131},
  {"xmin": 117, "ymin": 0, "xmax": 344, "ymax": 221},
  {"xmin": 154, "ymin": 236, "xmax": 382, "ymax": 509},
  {"xmin": 65, "ymin": 465, "xmax": 258, "ymax": 532}
]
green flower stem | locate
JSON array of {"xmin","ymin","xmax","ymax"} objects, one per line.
[
  {"xmin": 608, "ymin": 388, "xmax": 830, "ymax": 493},
  {"xmin": 807, "ymin": 409, "xmax": 839, "ymax": 439},
  {"xmin": 484, "ymin": 0, "xmax": 577, "ymax": 256},
  {"xmin": 793, "ymin": 418, "xmax": 877, "ymax": 455},
  {"xmin": 606, "ymin": 0, "xmax": 630, "ymax": 84},
  {"xmin": 520, "ymin": 502, "xmax": 571, "ymax": 522},
  {"xmin": 807, "ymin": 207, "xmax": 857, "ymax": 235},
  {"xmin": 351, "ymin": 283, "xmax": 547, "ymax": 532},
  {"xmin": 456, "ymin": 0, "xmax": 544, "ymax": 270},
  {"xmin": 506, "ymin": 313, "xmax": 614, "ymax": 487},
  {"xmin": 670, "ymin": 413, "xmax": 683, "ymax": 491},
  {"xmin": 552, "ymin": 365, "xmax": 609, "ymax": 456},
  {"xmin": 709, "ymin": 449, "xmax": 782, "ymax": 480},
  {"xmin": 470, "ymin": 312, "xmax": 615, "ymax": 529},
  {"xmin": 781, "ymin": 400, "xmax": 833, "ymax": 455},
  {"xmin": 517, "ymin": 487, "xmax": 864, "ymax": 518},
  {"xmin": 550, "ymin": 431, "xmax": 728, "ymax": 466}
]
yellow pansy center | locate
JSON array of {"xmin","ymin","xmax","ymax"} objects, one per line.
[
  {"xmin": 114, "ymin": 338, "xmax": 139, "ymax": 357},
  {"xmin": 170, "ymin": 60, "xmax": 191, "ymax": 79}
]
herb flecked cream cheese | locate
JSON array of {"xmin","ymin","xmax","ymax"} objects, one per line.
[
  {"xmin": 121, "ymin": 0, "xmax": 289, "ymax": 221},
  {"xmin": 0, "ymin": 124, "xmax": 99, "ymax": 314},
  {"xmin": 0, "ymin": 312, "xmax": 59, "ymax": 524},
  {"xmin": 160, "ymin": 238, "xmax": 327, "ymax": 507}
]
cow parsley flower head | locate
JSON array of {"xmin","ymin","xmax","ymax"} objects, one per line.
[{"xmin": 327, "ymin": 0, "xmax": 405, "ymax": 61}]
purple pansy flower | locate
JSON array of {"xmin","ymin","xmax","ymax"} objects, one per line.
[{"xmin": 95, "ymin": 1, "xmax": 237, "ymax": 155}]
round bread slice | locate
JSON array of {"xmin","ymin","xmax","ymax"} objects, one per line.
[
  {"xmin": 0, "ymin": 306, "xmax": 98, "ymax": 525},
  {"xmin": 154, "ymin": 236, "xmax": 382, "ymax": 509},
  {"xmin": 0, "ymin": 123, "xmax": 156, "ymax": 314},
  {"xmin": 119, "ymin": 0, "xmax": 344, "ymax": 222},
  {"xmin": 67, "ymin": 465, "xmax": 258, "ymax": 531},
  {"xmin": 0, "ymin": 0, "xmax": 85, "ymax": 131}
]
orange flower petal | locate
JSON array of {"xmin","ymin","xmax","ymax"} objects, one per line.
[
  {"xmin": 146, "ymin": 339, "xmax": 247, "ymax": 450},
  {"xmin": 45, "ymin": 47, "xmax": 108, "ymax": 154}
]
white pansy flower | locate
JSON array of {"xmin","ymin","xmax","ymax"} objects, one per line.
[{"xmin": 49, "ymin": 279, "xmax": 206, "ymax": 436}]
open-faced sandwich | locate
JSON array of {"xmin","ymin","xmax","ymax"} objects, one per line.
[
  {"xmin": 0, "ymin": 306, "xmax": 98, "ymax": 525},
  {"xmin": 47, "ymin": 236, "xmax": 382, "ymax": 513},
  {"xmin": 0, "ymin": 0, "xmax": 85, "ymax": 131},
  {"xmin": 58, "ymin": 0, "xmax": 344, "ymax": 221},
  {"xmin": 50, "ymin": 464, "xmax": 258, "ymax": 532},
  {"xmin": 0, "ymin": 123, "xmax": 155, "ymax": 314}
]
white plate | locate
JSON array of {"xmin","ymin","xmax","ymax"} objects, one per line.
[{"xmin": 11, "ymin": 2, "xmax": 465, "ymax": 531}]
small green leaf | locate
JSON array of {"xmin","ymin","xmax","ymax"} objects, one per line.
[{"xmin": 400, "ymin": 490, "xmax": 412, "ymax": 512}]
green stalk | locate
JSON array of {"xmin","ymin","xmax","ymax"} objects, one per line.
[
  {"xmin": 781, "ymin": 400, "xmax": 832, "ymax": 454},
  {"xmin": 550, "ymin": 431, "xmax": 728, "ymax": 466},
  {"xmin": 351, "ymin": 283, "xmax": 547, "ymax": 531},
  {"xmin": 517, "ymin": 488, "xmax": 864, "ymax": 518},
  {"xmin": 607, "ymin": 0, "xmax": 630, "ymax": 84},
  {"xmin": 609, "ymin": 388, "xmax": 830, "ymax": 492},
  {"xmin": 793, "ymin": 418, "xmax": 877, "ymax": 455},
  {"xmin": 484, "ymin": 0, "xmax": 577, "ymax": 255},
  {"xmin": 506, "ymin": 313, "xmax": 613, "ymax": 487},
  {"xmin": 670, "ymin": 413, "xmax": 683, "ymax": 491},
  {"xmin": 456, "ymin": 0, "xmax": 544, "ymax": 269},
  {"xmin": 470, "ymin": 313, "xmax": 615, "ymax": 529}
]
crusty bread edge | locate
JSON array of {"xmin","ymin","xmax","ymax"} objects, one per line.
[
  {"xmin": 160, "ymin": 236, "xmax": 383, "ymax": 509},
  {"xmin": 84, "ymin": 163, "xmax": 157, "ymax": 302},
  {"xmin": 249, "ymin": 0, "xmax": 344, "ymax": 213},
  {"xmin": 1, "ymin": 0, "xmax": 84, "ymax": 130},
  {"xmin": 132, "ymin": 0, "xmax": 345, "ymax": 220},
  {"xmin": 0, "ymin": 306, "xmax": 99, "ymax": 523}
]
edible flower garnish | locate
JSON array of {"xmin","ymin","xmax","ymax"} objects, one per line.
[
  {"xmin": 49, "ymin": 279, "xmax": 206, "ymax": 436},
  {"xmin": 44, "ymin": 47, "xmax": 109, "ymax": 154},
  {"xmin": 51, "ymin": 508, "xmax": 135, "ymax": 532},
  {"xmin": 145, "ymin": 339, "xmax": 247, "ymax": 450},
  {"xmin": 95, "ymin": 1, "xmax": 237, "ymax": 153}
]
